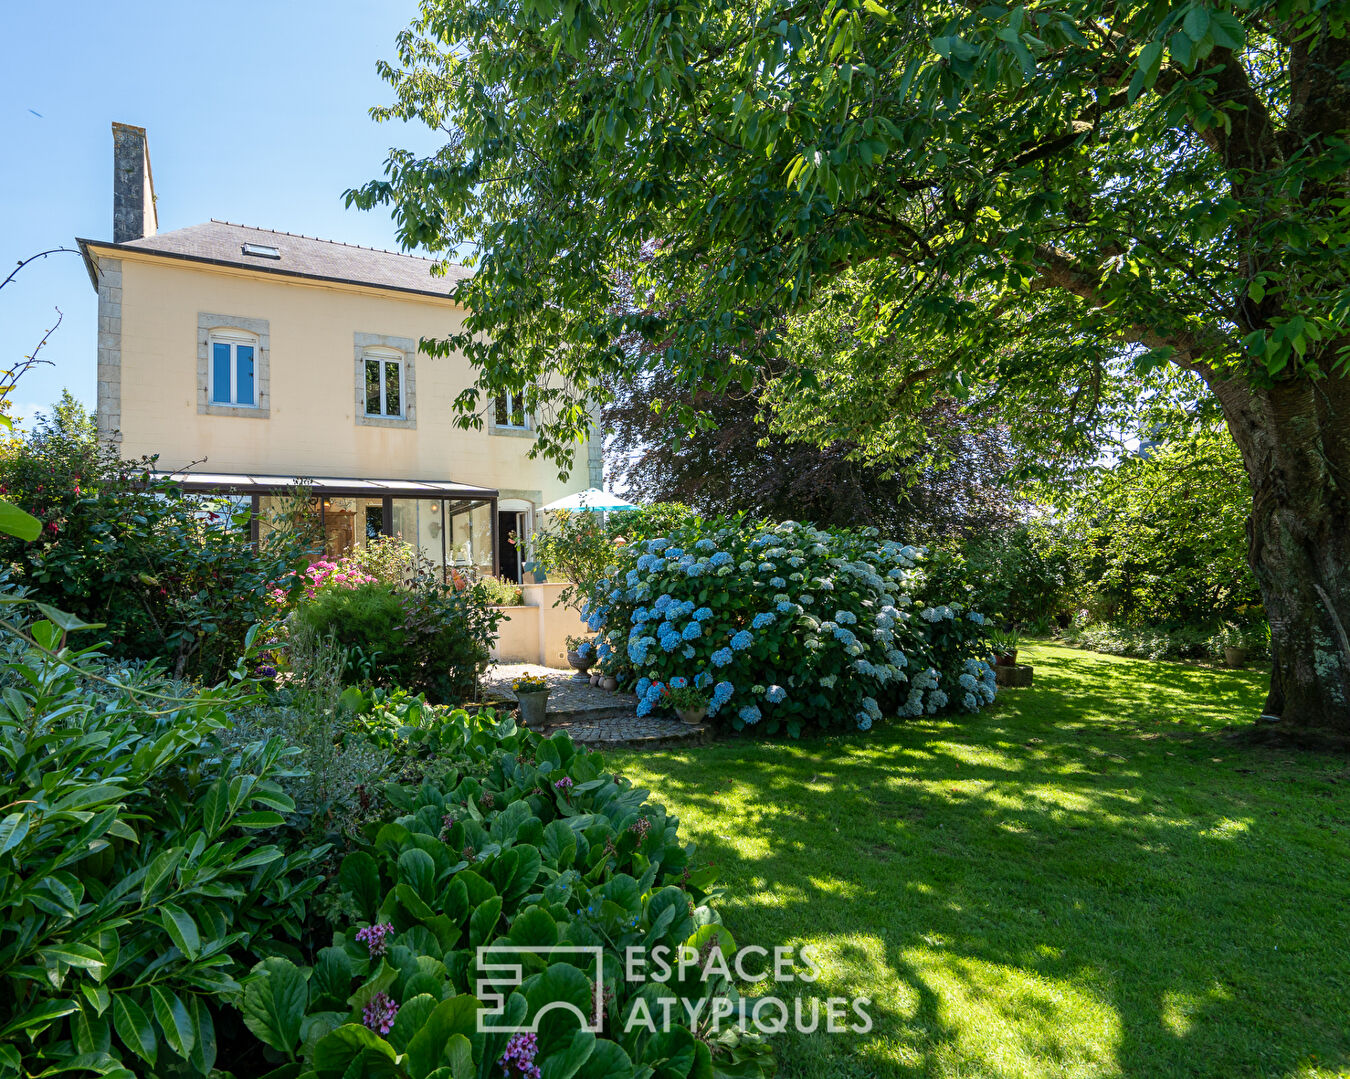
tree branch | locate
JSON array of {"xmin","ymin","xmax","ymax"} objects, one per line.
[
  {"xmin": 0, "ymin": 247, "xmax": 79, "ymax": 293},
  {"xmin": 1030, "ymin": 245, "xmax": 1214, "ymax": 372}
]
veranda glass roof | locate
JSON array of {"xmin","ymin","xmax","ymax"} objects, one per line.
[{"xmin": 149, "ymin": 471, "xmax": 498, "ymax": 500}]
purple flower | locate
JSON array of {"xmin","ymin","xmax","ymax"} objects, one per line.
[
  {"xmin": 362, "ymin": 991, "xmax": 399, "ymax": 1035},
  {"xmin": 499, "ymin": 1032, "xmax": 542, "ymax": 1079},
  {"xmin": 355, "ymin": 923, "xmax": 394, "ymax": 958},
  {"xmin": 554, "ymin": 776, "xmax": 574, "ymax": 793}
]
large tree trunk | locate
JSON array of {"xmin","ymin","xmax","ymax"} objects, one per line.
[{"xmin": 1204, "ymin": 371, "xmax": 1350, "ymax": 734}]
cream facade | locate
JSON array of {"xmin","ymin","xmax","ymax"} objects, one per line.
[
  {"xmin": 86, "ymin": 250, "xmax": 591, "ymax": 505},
  {"xmin": 79, "ymin": 123, "xmax": 601, "ymax": 591}
]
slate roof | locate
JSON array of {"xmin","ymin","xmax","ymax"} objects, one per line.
[{"xmin": 84, "ymin": 220, "xmax": 469, "ymax": 298}]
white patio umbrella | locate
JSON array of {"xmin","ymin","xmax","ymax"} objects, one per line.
[{"xmin": 541, "ymin": 488, "xmax": 638, "ymax": 512}]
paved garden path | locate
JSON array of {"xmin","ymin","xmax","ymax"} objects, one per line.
[{"xmin": 482, "ymin": 663, "xmax": 710, "ymax": 748}]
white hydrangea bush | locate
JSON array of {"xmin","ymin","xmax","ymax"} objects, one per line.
[{"xmin": 582, "ymin": 518, "xmax": 996, "ymax": 736}]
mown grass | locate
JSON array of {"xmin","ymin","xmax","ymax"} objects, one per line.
[{"xmin": 608, "ymin": 643, "xmax": 1350, "ymax": 1079}]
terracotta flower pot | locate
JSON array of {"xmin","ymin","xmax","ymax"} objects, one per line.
[
  {"xmin": 994, "ymin": 650, "xmax": 1018, "ymax": 667},
  {"xmin": 515, "ymin": 690, "xmax": 549, "ymax": 730}
]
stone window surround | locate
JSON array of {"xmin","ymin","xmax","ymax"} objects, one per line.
[
  {"xmin": 354, "ymin": 332, "xmax": 417, "ymax": 429},
  {"xmin": 488, "ymin": 391, "xmax": 535, "ymax": 439},
  {"xmin": 587, "ymin": 429, "xmax": 604, "ymax": 488},
  {"xmin": 198, "ymin": 312, "xmax": 270, "ymax": 418},
  {"xmin": 498, "ymin": 489, "xmax": 542, "ymax": 514}
]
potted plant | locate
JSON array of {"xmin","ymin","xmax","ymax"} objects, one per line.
[
  {"xmin": 565, "ymin": 635, "xmax": 595, "ymax": 683},
  {"xmin": 512, "ymin": 674, "xmax": 550, "ymax": 729},
  {"xmin": 989, "ymin": 627, "xmax": 1022, "ymax": 667},
  {"xmin": 1216, "ymin": 622, "xmax": 1249, "ymax": 668},
  {"xmin": 663, "ymin": 683, "xmax": 709, "ymax": 725}
]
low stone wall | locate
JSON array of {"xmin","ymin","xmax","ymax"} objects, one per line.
[
  {"xmin": 492, "ymin": 606, "xmax": 540, "ymax": 664},
  {"xmin": 489, "ymin": 581, "xmax": 590, "ymax": 668}
]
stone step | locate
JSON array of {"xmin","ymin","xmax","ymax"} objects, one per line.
[
  {"xmin": 486, "ymin": 698, "xmax": 643, "ymax": 724},
  {"xmin": 547, "ymin": 717, "xmax": 712, "ymax": 749},
  {"xmin": 480, "ymin": 662, "xmax": 709, "ymax": 749},
  {"xmin": 547, "ymin": 704, "xmax": 640, "ymax": 723}
]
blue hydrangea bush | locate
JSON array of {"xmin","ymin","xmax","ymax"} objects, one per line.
[{"xmin": 584, "ymin": 519, "xmax": 996, "ymax": 735}]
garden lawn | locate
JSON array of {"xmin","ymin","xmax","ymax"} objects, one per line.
[{"xmin": 608, "ymin": 642, "xmax": 1350, "ymax": 1079}]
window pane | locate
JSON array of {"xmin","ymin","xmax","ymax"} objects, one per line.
[
  {"xmin": 495, "ymin": 393, "xmax": 508, "ymax": 426},
  {"xmin": 365, "ymin": 359, "xmax": 381, "ymax": 415},
  {"xmin": 384, "ymin": 361, "xmax": 401, "ymax": 416},
  {"xmin": 512, "ymin": 393, "xmax": 526, "ymax": 427},
  {"xmin": 236, "ymin": 345, "xmax": 255, "ymax": 405},
  {"xmin": 212, "ymin": 343, "xmax": 231, "ymax": 403}
]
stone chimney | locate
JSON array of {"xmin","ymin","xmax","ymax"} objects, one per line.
[{"xmin": 111, "ymin": 122, "xmax": 157, "ymax": 243}]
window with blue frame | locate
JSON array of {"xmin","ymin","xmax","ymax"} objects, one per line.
[{"xmin": 208, "ymin": 329, "xmax": 258, "ymax": 407}]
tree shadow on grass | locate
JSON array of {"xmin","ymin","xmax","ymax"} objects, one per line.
[{"xmin": 612, "ymin": 645, "xmax": 1350, "ymax": 1079}]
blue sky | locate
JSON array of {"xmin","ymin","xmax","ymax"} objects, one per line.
[{"xmin": 0, "ymin": 0, "xmax": 438, "ymax": 426}]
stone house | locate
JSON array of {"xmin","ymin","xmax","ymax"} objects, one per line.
[{"xmin": 76, "ymin": 122, "xmax": 602, "ymax": 586}]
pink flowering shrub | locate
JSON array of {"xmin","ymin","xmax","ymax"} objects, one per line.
[
  {"xmin": 265, "ymin": 557, "xmax": 377, "ymax": 609},
  {"xmin": 300, "ymin": 557, "xmax": 379, "ymax": 598}
]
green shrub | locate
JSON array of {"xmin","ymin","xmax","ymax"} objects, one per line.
[
  {"xmin": 236, "ymin": 715, "xmax": 774, "ymax": 1078},
  {"xmin": 1046, "ymin": 425, "xmax": 1260, "ymax": 625},
  {"xmin": 527, "ymin": 510, "xmax": 613, "ymax": 613},
  {"xmin": 227, "ymin": 630, "xmax": 391, "ymax": 839},
  {"xmin": 294, "ymin": 581, "xmax": 504, "ymax": 704},
  {"xmin": 324, "ymin": 682, "xmax": 464, "ymax": 758},
  {"xmin": 475, "ymin": 575, "xmax": 523, "ymax": 607},
  {"xmin": 1210, "ymin": 620, "xmax": 1270, "ymax": 657},
  {"xmin": 607, "ymin": 502, "xmax": 696, "ymax": 542},
  {"xmin": 526, "ymin": 505, "xmax": 693, "ymax": 613},
  {"xmin": 398, "ymin": 587, "xmax": 505, "ymax": 703},
  {"xmin": 942, "ymin": 524, "xmax": 1075, "ymax": 627},
  {"xmin": 0, "ymin": 614, "xmax": 328, "ymax": 1078},
  {"xmin": 1058, "ymin": 619, "xmax": 1270, "ymax": 663},
  {"xmin": 350, "ymin": 534, "xmax": 419, "ymax": 586},
  {"xmin": 0, "ymin": 395, "xmax": 315, "ymax": 681},
  {"xmin": 296, "ymin": 581, "xmax": 408, "ymax": 669}
]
